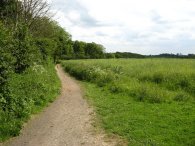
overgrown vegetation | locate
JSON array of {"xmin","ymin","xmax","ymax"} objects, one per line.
[
  {"xmin": 61, "ymin": 59, "xmax": 195, "ymax": 145},
  {"xmin": 0, "ymin": 62, "xmax": 60, "ymax": 141}
]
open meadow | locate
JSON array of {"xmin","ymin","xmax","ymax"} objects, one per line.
[{"xmin": 61, "ymin": 59, "xmax": 195, "ymax": 146}]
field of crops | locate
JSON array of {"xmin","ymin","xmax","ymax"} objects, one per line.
[{"xmin": 61, "ymin": 59, "xmax": 195, "ymax": 145}]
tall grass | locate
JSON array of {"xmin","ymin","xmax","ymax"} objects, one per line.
[
  {"xmin": 61, "ymin": 59, "xmax": 195, "ymax": 103},
  {"xmin": 61, "ymin": 59, "xmax": 195, "ymax": 145}
]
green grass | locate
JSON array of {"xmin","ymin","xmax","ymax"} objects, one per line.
[
  {"xmin": 0, "ymin": 61, "xmax": 60, "ymax": 142},
  {"xmin": 61, "ymin": 59, "xmax": 195, "ymax": 146}
]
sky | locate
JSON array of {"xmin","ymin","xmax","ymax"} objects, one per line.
[{"xmin": 49, "ymin": 0, "xmax": 195, "ymax": 55}]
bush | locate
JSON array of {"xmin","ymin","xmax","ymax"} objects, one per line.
[
  {"xmin": 0, "ymin": 22, "xmax": 15, "ymax": 111},
  {"xmin": 35, "ymin": 38, "xmax": 57, "ymax": 61},
  {"xmin": 12, "ymin": 24, "xmax": 42, "ymax": 73},
  {"xmin": 0, "ymin": 61, "xmax": 60, "ymax": 141}
]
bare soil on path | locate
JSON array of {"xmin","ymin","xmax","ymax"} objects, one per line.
[{"xmin": 2, "ymin": 65, "xmax": 119, "ymax": 146}]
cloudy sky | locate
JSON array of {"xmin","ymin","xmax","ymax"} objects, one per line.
[{"xmin": 50, "ymin": 0, "xmax": 195, "ymax": 55}]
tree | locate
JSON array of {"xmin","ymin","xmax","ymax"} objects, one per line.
[
  {"xmin": 85, "ymin": 42, "xmax": 105, "ymax": 59},
  {"xmin": 35, "ymin": 38, "xmax": 57, "ymax": 61},
  {"xmin": 0, "ymin": 0, "xmax": 18, "ymax": 27},
  {"xmin": 30, "ymin": 17, "xmax": 54, "ymax": 38},
  {"xmin": 20, "ymin": 0, "xmax": 51, "ymax": 28},
  {"xmin": 12, "ymin": 24, "xmax": 41, "ymax": 73},
  {"xmin": 0, "ymin": 0, "xmax": 51, "ymax": 30},
  {"xmin": 105, "ymin": 53, "xmax": 115, "ymax": 58},
  {"xmin": 73, "ymin": 41, "xmax": 86, "ymax": 59},
  {"xmin": 52, "ymin": 23, "xmax": 73, "ymax": 61}
]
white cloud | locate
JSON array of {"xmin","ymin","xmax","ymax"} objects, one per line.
[{"xmin": 51, "ymin": 0, "xmax": 195, "ymax": 54}]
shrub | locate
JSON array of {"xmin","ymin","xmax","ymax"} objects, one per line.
[
  {"xmin": 0, "ymin": 61, "xmax": 60, "ymax": 141},
  {"xmin": 12, "ymin": 24, "xmax": 42, "ymax": 73},
  {"xmin": 0, "ymin": 22, "xmax": 15, "ymax": 111},
  {"xmin": 35, "ymin": 38, "xmax": 57, "ymax": 61}
]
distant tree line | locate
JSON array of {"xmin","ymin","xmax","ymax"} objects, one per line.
[
  {"xmin": 147, "ymin": 53, "xmax": 195, "ymax": 59},
  {"xmin": 59, "ymin": 40, "xmax": 106, "ymax": 60},
  {"xmin": 104, "ymin": 52, "xmax": 195, "ymax": 59}
]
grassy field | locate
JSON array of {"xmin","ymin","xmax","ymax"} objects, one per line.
[{"xmin": 61, "ymin": 59, "xmax": 195, "ymax": 146}]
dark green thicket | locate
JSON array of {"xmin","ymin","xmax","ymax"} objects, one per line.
[
  {"xmin": 0, "ymin": 22, "xmax": 15, "ymax": 111},
  {"xmin": 12, "ymin": 24, "xmax": 42, "ymax": 73},
  {"xmin": 35, "ymin": 38, "xmax": 57, "ymax": 61}
]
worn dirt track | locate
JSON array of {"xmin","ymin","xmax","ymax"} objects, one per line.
[{"xmin": 2, "ymin": 65, "xmax": 117, "ymax": 146}]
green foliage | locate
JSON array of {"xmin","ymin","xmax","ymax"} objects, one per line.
[
  {"xmin": 35, "ymin": 38, "xmax": 57, "ymax": 61},
  {"xmin": 0, "ymin": 22, "xmax": 15, "ymax": 111},
  {"xmin": 0, "ymin": 61, "xmax": 60, "ymax": 141},
  {"xmin": 12, "ymin": 24, "xmax": 42, "ymax": 73},
  {"xmin": 61, "ymin": 59, "xmax": 195, "ymax": 145},
  {"xmin": 52, "ymin": 25, "xmax": 73, "ymax": 60},
  {"xmin": 73, "ymin": 40, "xmax": 86, "ymax": 59},
  {"xmin": 0, "ymin": 20, "xmax": 61, "ymax": 142},
  {"xmin": 105, "ymin": 53, "xmax": 115, "ymax": 58},
  {"xmin": 30, "ymin": 17, "xmax": 56, "ymax": 38},
  {"xmin": 114, "ymin": 52, "xmax": 145, "ymax": 58},
  {"xmin": 85, "ymin": 42, "xmax": 105, "ymax": 59},
  {"xmin": 72, "ymin": 41, "xmax": 105, "ymax": 59},
  {"xmin": 0, "ymin": 0, "xmax": 17, "ymax": 25}
]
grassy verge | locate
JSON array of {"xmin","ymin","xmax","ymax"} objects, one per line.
[
  {"xmin": 82, "ymin": 82, "xmax": 194, "ymax": 146},
  {"xmin": 0, "ymin": 61, "xmax": 60, "ymax": 142},
  {"xmin": 61, "ymin": 59, "xmax": 195, "ymax": 146}
]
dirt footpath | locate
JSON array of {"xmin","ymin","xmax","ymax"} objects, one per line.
[{"xmin": 3, "ymin": 65, "xmax": 118, "ymax": 146}]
